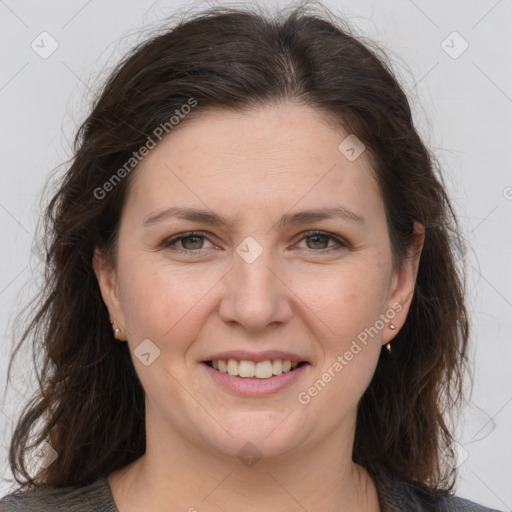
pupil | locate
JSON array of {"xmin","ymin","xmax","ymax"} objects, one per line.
[
  {"xmin": 309, "ymin": 235, "xmax": 327, "ymax": 249},
  {"xmin": 184, "ymin": 236, "xmax": 202, "ymax": 249}
]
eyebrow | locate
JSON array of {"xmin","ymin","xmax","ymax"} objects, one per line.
[{"xmin": 142, "ymin": 206, "xmax": 365, "ymax": 228}]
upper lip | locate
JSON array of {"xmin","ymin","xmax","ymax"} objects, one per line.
[{"xmin": 203, "ymin": 350, "xmax": 309, "ymax": 363}]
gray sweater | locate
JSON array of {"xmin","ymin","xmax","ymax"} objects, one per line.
[{"xmin": 0, "ymin": 464, "xmax": 505, "ymax": 511}]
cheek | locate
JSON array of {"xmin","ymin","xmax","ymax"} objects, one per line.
[
  {"xmin": 299, "ymin": 345, "xmax": 380, "ymax": 428},
  {"xmin": 295, "ymin": 266, "xmax": 387, "ymax": 418},
  {"xmin": 295, "ymin": 259, "xmax": 391, "ymax": 342},
  {"xmin": 117, "ymin": 260, "xmax": 212, "ymax": 346}
]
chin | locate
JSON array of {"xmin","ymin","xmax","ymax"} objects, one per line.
[{"xmin": 198, "ymin": 412, "xmax": 306, "ymax": 462}]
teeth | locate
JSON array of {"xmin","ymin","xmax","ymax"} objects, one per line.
[
  {"xmin": 272, "ymin": 359, "xmax": 282, "ymax": 375},
  {"xmin": 210, "ymin": 359, "xmax": 300, "ymax": 379},
  {"xmin": 227, "ymin": 359, "xmax": 238, "ymax": 376},
  {"xmin": 255, "ymin": 360, "xmax": 273, "ymax": 378}
]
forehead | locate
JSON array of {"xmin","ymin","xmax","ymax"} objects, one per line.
[{"xmin": 125, "ymin": 103, "xmax": 382, "ymax": 222}]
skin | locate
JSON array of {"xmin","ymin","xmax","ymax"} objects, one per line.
[{"xmin": 93, "ymin": 103, "xmax": 424, "ymax": 512}]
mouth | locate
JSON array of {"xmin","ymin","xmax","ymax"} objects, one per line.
[
  {"xmin": 201, "ymin": 358, "xmax": 311, "ymax": 396},
  {"xmin": 202, "ymin": 359, "xmax": 309, "ymax": 379}
]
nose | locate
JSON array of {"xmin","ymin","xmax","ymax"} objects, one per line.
[{"xmin": 218, "ymin": 242, "xmax": 293, "ymax": 332}]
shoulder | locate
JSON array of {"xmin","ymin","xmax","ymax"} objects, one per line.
[
  {"xmin": 435, "ymin": 493, "xmax": 504, "ymax": 512},
  {"xmin": 395, "ymin": 483, "xmax": 503, "ymax": 512},
  {"xmin": 368, "ymin": 463, "xmax": 504, "ymax": 512},
  {"xmin": 0, "ymin": 476, "xmax": 118, "ymax": 512}
]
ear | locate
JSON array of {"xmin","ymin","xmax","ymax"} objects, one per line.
[
  {"xmin": 382, "ymin": 222, "xmax": 425, "ymax": 345},
  {"xmin": 92, "ymin": 247, "xmax": 126, "ymax": 333}
]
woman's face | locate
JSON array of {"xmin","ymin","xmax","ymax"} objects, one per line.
[{"xmin": 94, "ymin": 103, "xmax": 421, "ymax": 462}]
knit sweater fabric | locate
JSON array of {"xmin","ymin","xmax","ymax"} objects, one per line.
[{"xmin": 0, "ymin": 464, "xmax": 504, "ymax": 511}]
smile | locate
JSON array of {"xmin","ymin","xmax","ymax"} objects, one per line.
[
  {"xmin": 201, "ymin": 359, "xmax": 310, "ymax": 396},
  {"xmin": 205, "ymin": 359, "xmax": 306, "ymax": 379}
]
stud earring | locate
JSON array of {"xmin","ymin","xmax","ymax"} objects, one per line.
[
  {"xmin": 386, "ymin": 324, "xmax": 396, "ymax": 353},
  {"xmin": 110, "ymin": 320, "xmax": 124, "ymax": 342}
]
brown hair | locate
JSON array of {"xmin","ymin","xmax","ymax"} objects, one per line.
[{"xmin": 4, "ymin": 0, "xmax": 469, "ymax": 495}]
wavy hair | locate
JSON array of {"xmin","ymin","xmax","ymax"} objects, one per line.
[{"xmin": 5, "ymin": 1, "xmax": 469, "ymax": 495}]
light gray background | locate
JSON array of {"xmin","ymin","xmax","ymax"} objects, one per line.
[{"xmin": 0, "ymin": 0, "xmax": 511, "ymax": 509}]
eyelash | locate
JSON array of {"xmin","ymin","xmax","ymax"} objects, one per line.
[{"xmin": 161, "ymin": 230, "xmax": 348, "ymax": 255}]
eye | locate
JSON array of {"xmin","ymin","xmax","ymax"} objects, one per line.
[
  {"xmin": 161, "ymin": 230, "xmax": 347, "ymax": 255},
  {"xmin": 295, "ymin": 231, "xmax": 347, "ymax": 253},
  {"xmin": 162, "ymin": 231, "xmax": 215, "ymax": 252}
]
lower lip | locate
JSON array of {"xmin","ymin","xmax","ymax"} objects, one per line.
[{"xmin": 201, "ymin": 362, "xmax": 310, "ymax": 396}]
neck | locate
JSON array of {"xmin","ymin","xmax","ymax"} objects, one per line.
[{"xmin": 108, "ymin": 412, "xmax": 381, "ymax": 512}]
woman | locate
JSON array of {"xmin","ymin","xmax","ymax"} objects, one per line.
[{"xmin": 0, "ymin": 3, "xmax": 503, "ymax": 511}]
